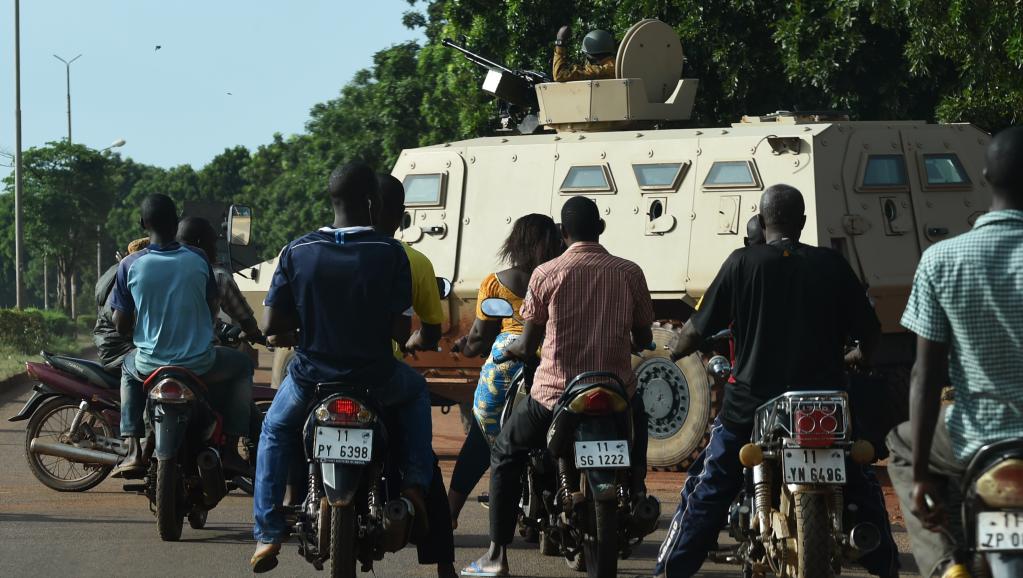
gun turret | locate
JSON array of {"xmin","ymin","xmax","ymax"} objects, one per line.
[{"xmin": 442, "ymin": 38, "xmax": 549, "ymax": 111}]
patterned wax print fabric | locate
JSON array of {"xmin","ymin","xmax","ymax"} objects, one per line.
[{"xmin": 472, "ymin": 332, "xmax": 521, "ymax": 444}]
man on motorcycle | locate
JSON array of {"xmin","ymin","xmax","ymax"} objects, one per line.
[
  {"xmin": 654, "ymin": 184, "xmax": 898, "ymax": 578},
  {"xmin": 462, "ymin": 195, "xmax": 654, "ymax": 577},
  {"xmin": 377, "ymin": 173, "xmax": 457, "ymax": 578},
  {"xmin": 94, "ymin": 237, "xmax": 149, "ymax": 370},
  {"xmin": 251, "ymin": 162, "xmax": 433, "ymax": 572},
  {"xmin": 888, "ymin": 126, "xmax": 1023, "ymax": 578},
  {"xmin": 109, "ymin": 194, "xmax": 255, "ymax": 480}
]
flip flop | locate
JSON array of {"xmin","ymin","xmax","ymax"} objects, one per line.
[{"xmin": 460, "ymin": 561, "xmax": 509, "ymax": 577}]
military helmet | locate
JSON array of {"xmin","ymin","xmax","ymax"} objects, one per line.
[{"xmin": 581, "ymin": 29, "xmax": 615, "ymax": 58}]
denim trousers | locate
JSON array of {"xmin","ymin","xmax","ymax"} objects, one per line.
[
  {"xmin": 654, "ymin": 417, "xmax": 899, "ymax": 578},
  {"xmin": 119, "ymin": 346, "xmax": 254, "ymax": 437},
  {"xmin": 252, "ymin": 362, "xmax": 433, "ymax": 543}
]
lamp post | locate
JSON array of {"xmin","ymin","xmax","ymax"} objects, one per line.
[
  {"xmin": 13, "ymin": 0, "xmax": 24, "ymax": 309},
  {"xmin": 96, "ymin": 139, "xmax": 126, "ymax": 281},
  {"xmin": 53, "ymin": 54, "xmax": 81, "ymax": 144}
]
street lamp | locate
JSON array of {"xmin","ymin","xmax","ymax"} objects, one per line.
[
  {"xmin": 53, "ymin": 53, "xmax": 81, "ymax": 144},
  {"xmin": 96, "ymin": 138, "xmax": 127, "ymax": 284},
  {"xmin": 102, "ymin": 138, "xmax": 127, "ymax": 151}
]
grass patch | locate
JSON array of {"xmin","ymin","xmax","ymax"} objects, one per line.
[{"xmin": 0, "ymin": 335, "xmax": 92, "ymax": 383}]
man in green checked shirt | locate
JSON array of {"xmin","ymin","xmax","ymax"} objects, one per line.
[{"xmin": 888, "ymin": 126, "xmax": 1023, "ymax": 578}]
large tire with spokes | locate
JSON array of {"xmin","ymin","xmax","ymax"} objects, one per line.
[
  {"xmin": 156, "ymin": 458, "xmax": 183, "ymax": 541},
  {"xmin": 583, "ymin": 499, "xmax": 618, "ymax": 578},
  {"xmin": 634, "ymin": 321, "xmax": 720, "ymax": 471},
  {"xmin": 24, "ymin": 396, "xmax": 114, "ymax": 492},
  {"xmin": 328, "ymin": 505, "xmax": 357, "ymax": 578},
  {"xmin": 794, "ymin": 492, "xmax": 835, "ymax": 578}
]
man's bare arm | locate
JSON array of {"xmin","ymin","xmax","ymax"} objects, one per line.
[
  {"xmin": 909, "ymin": 335, "xmax": 950, "ymax": 530},
  {"xmin": 263, "ymin": 305, "xmax": 299, "ymax": 337},
  {"xmin": 669, "ymin": 321, "xmax": 702, "ymax": 361},
  {"xmin": 504, "ymin": 320, "xmax": 544, "ymax": 362}
]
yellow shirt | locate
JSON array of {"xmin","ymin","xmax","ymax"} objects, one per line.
[
  {"xmin": 393, "ymin": 242, "xmax": 445, "ymax": 359},
  {"xmin": 475, "ymin": 272, "xmax": 524, "ymax": 335}
]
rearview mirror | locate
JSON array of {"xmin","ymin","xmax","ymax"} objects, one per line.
[
  {"xmin": 480, "ymin": 298, "xmax": 514, "ymax": 319},
  {"xmin": 436, "ymin": 277, "xmax": 452, "ymax": 300},
  {"xmin": 228, "ymin": 205, "xmax": 252, "ymax": 246}
]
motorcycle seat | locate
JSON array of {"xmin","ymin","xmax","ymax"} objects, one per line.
[{"xmin": 42, "ymin": 352, "xmax": 120, "ymax": 389}]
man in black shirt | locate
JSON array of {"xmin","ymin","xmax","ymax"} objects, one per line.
[{"xmin": 653, "ymin": 184, "xmax": 898, "ymax": 578}]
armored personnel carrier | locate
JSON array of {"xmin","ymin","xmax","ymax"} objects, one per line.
[{"xmin": 242, "ymin": 19, "xmax": 992, "ymax": 470}]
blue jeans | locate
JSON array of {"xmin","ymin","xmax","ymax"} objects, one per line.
[
  {"xmin": 253, "ymin": 362, "xmax": 433, "ymax": 544},
  {"xmin": 119, "ymin": 347, "xmax": 254, "ymax": 437},
  {"xmin": 654, "ymin": 417, "xmax": 898, "ymax": 578}
]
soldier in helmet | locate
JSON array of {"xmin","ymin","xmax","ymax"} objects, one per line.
[{"xmin": 552, "ymin": 25, "xmax": 616, "ymax": 82}]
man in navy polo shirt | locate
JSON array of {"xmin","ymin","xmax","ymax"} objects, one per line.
[
  {"xmin": 110, "ymin": 193, "xmax": 255, "ymax": 479},
  {"xmin": 251, "ymin": 162, "xmax": 433, "ymax": 572}
]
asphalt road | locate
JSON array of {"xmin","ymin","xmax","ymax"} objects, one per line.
[{"xmin": 0, "ymin": 376, "xmax": 922, "ymax": 577}]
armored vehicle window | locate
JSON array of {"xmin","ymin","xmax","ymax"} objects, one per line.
[
  {"xmin": 923, "ymin": 154, "xmax": 970, "ymax": 187},
  {"xmin": 633, "ymin": 162, "xmax": 690, "ymax": 191},
  {"xmin": 402, "ymin": 173, "xmax": 445, "ymax": 206},
  {"xmin": 862, "ymin": 155, "xmax": 908, "ymax": 189},
  {"xmin": 703, "ymin": 160, "xmax": 760, "ymax": 189},
  {"xmin": 560, "ymin": 165, "xmax": 615, "ymax": 193}
]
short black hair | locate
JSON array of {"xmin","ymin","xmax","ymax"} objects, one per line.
[
  {"xmin": 140, "ymin": 193, "xmax": 178, "ymax": 237},
  {"xmin": 986, "ymin": 126, "xmax": 1023, "ymax": 199},
  {"xmin": 327, "ymin": 162, "xmax": 378, "ymax": 208},
  {"xmin": 561, "ymin": 196, "xmax": 602, "ymax": 241},
  {"xmin": 759, "ymin": 184, "xmax": 804, "ymax": 228},
  {"xmin": 745, "ymin": 214, "xmax": 765, "ymax": 246},
  {"xmin": 377, "ymin": 174, "xmax": 405, "ymax": 216},
  {"xmin": 176, "ymin": 216, "xmax": 217, "ymax": 250}
]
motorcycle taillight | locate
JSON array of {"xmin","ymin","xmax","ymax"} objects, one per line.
[
  {"xmin": 568, "ymin": 387, "xmax": 627, "ymax": 415},
  {"xmin": 315, "ymin": 396, "xmax": 373, "ymax": 426},
  {"xmin": 148, "ymin": 379, "xmax": 196, "ymax": 403},
  {"xmin": 794, "ymin": 407, "xmax": 840, "ymax": 448},
  {"xmin": 976, "ymin": 459, "xmax": 1023, "ymax": 508}
]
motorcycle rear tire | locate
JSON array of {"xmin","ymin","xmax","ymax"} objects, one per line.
[
  {"xmin": 24, "ymin": 396, "xmax": 113, "ymax": 492},
  {"xmin": 156, "ymin": 457, "xmax": 183, "ymax": 541},
  {"xmin": 794, "ymin": 492, "xmax": 834, "ymax": 578},
  {"xmin": 328, "ymin": 505, "xmax": 356, "ymax": 578},
  {"xmin": 583, "ymin": 499, "xmax": 618, "ymax": 578}
]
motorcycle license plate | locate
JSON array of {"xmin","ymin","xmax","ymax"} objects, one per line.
[
  {"xmin": 977, "ymin": 511, "xmax": 1023, "ymax": 551},
  {"xmin": 782, "ymin": 448, "xmax": 846, "ymax": 484},
  {"xmin": 313, "ymin": 427, "xmax": 373, "ymax": 464},
  {"xmin": 575, "ymin": 440, "xmax": 630, "ymax": 469}
]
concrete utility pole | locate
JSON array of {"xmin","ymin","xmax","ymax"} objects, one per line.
[
  {"xmin": 13, "ymin": 0, "xmax": 25, "ymax": 309},
  {"xmin": 53, "ymin": 54, "xmax": 81, "ymax": 144}
]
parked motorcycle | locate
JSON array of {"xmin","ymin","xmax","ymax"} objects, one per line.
[
  {"xmin": 285, "ymin": 277, "xmax": 453, "ymax": 577},
  {"xmin": 483, "ymin": 297, "xmax": 660, "ymax": 578},
  {"xmin": 714, "ymin": 348, "xmax": 880, "ymax": 577},
  {"xmin": 945, "ymin": 438, "xmax": 1023, "ymax": 578}
]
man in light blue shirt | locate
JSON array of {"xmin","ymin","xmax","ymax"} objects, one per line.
[
  {"xmin": 110, "ymin": 194, "xmax": 254, "ymax": 479},
  {"xmin": 888, "ymin": 126, "xmax": 1023, "ymax": 578}
]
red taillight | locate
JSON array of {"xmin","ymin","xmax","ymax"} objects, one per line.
[
  {"xmin": 330, "ymin": 398, "xmax": 359, "ymax": 419},
  {"xmin": 568, "ymin": 388, "xmax": 628, "ymax": 415},
  {"xmin": 159, "ymin": 382, "xmax": 184, "ymax": 398},
  {"xmin": 977, "ymin": 459, "xmax": 1023, "ymax": 508},
  {"xmin": 795, "ymin": 408, "xmax": 840, "ymax": 447},
  {"xmin": 148, "ymin": 379, "xmax": 195, "ymax": 403}
]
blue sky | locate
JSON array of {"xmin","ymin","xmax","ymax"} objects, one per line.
[{"xmin": 0, "ymin": 0, "xmax": 423, "ymax": 178}]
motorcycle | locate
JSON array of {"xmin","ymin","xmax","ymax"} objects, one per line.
[
  {"xmin": 483, "ymin": 297, "xmax": 661, "ymax": 578},
  {"xmin": 285, "ymin": 277, "xmax": 454, "ymax": 577},
  {"xmin": 713, "ymin": 347, "xmax": 881, "ymax": 578},
  {"xmin": 945, "ymin": 437, "xmax": 1023, "ymax": 578}
]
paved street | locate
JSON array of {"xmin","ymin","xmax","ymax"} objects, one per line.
[{"xmin": 0, "ymin": 376, "xmax": 921, "ymax": 577}]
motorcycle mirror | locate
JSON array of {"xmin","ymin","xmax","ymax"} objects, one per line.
[
  {"xmin": 480, "ymin": 298, "xmax": 514, "ymax": 319},
  {"xmin": 436, "ymin": 277, "xmax": 452, "ymax": 299},
  {"xmin": 228, "ymin": 205, "xmax": 252, "ymax": 246}
]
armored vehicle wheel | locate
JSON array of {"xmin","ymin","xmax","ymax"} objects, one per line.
[
  {"xmin": 271, "ymin": 348, "xmax": 295, "ymax": 388},
  {"xmin": 633, "ymin": 321, "xmax": 720, "ymax": 471}
]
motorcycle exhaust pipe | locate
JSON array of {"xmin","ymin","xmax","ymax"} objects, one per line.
[
  {"xmin": 196, "ymin": 448, "xmax": 228, "ymax": 506},
  {"xmin": 848, "ymin": 522, "xmax": 881, "ymax": 555},
  {"xmin": 379, "ymin": 497, "xmax": 414, "ymax": 553},
  {"xmin": 629, "ymin": 495, "xmax": 662, "ymax": 538},
  {"xmin": 29, "ymin": 439, "xmax": 120, "ymax": 466}
]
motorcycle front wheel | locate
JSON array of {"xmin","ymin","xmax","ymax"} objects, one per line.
[
  {"xmin": 156, "ymin": 457, "xmax": 184, "ymax": 541},
  {"xmin": 25, "ymin": 396, "xmax": 114, "ymax": 492},
  {"xmin": 583, "ymin": 499, "xmax": 618, "ymax": 578},
  {"xmin": 328, "ymin": 505, "xmax": 356, "ymax": 578}
]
